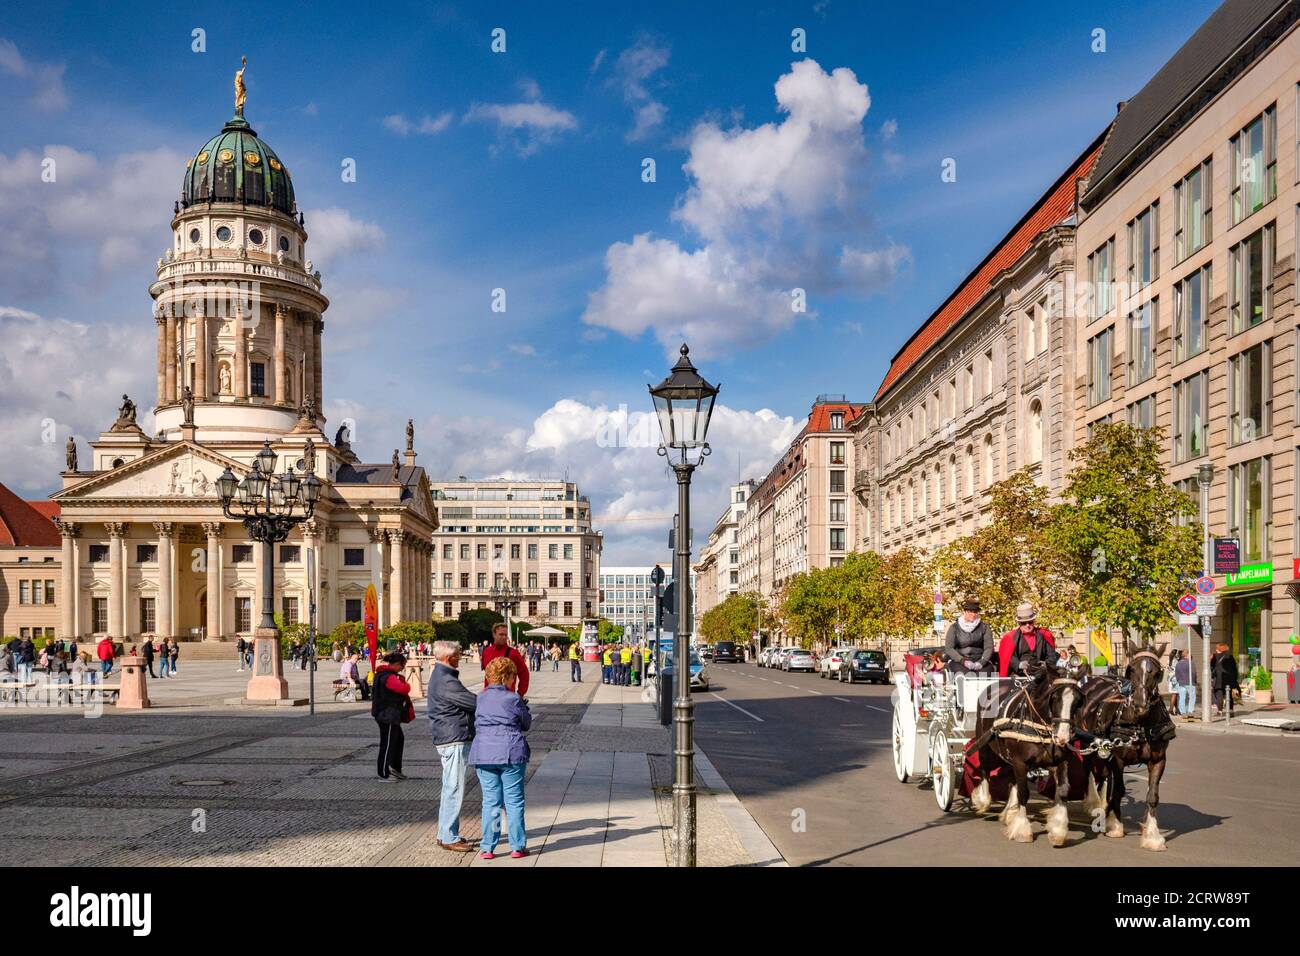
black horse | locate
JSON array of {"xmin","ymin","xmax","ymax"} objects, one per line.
[
  {"xmin": 966, "ymin": 660, "xmax": 1084, "ymax": 845},
  {"xmin": 1072, "ymin": 641, "xmax": 1176, "ymax": 850}
]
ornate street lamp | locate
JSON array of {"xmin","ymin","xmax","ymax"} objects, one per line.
[
  {"xmin": 648, "ymin": 343, "xmax": 719, "ymax": 868},
  {"xmin": 1197, "ymin": 461, "xmax": 1215, "ymax": 725},
  {"xmin": 488, "ymin": 548, "xmax": 523, "ymax": 640},
  {"xmin": 217, "ymin": 440, "xmax": 321, "ymax": 699}
]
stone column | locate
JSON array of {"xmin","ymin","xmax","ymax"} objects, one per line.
[
  {"xmin": 195, "ymin": 308, "xmax": 208, "ymax": 399},
  {"xmin": 154, "ymin": 522, "xmax": 173, "ymax": 640},
  {"xmin": 155, "ymin": 316, "xmax": 168, "ymax": 408},
  {"xmin": 273, "ymin": 304, "xmax": 286, "ymax": 405},
  {"xmin": 234, "ymin": 310, "xmax": 248, "ymax": 399},
  {"xmin": 377, "ymin": 529, "xmax": 392, "ymax": 629},
  {"xmin": 106, "ymin": 522, "xmax": 126, "ymax": 638},
  {"xmin": 302, "ymin": 314, "xmax": 315, "ymax": 413},
  {"xmin": 165, "ymin": 312, "xmax": 177, "ymax": 402},
  {"xmin": 313, "ymin": 316, "xmax": 324, "ymax": 409},
  {"xmin": 59, "ymin": 521, "xmax": 79, "ymax": 640},
  {"xmin": 203, "ymin": 522, "xmax": 221, "ymax": 640},
  {"xmin": 174, "ymin": 314, "xmax": 185, "ymax": 399}
]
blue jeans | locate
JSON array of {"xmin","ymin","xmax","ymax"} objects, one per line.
[
  {"xmin": 1177, "ymin": 682, "xmax": 1197, "ymax": 715},
  {"xmin": 100, "ymin": 660, "xmax": 112, "ymax": 677},
  {"xmin": 476, "ymin": 762, "xmax": 527, "ymax": 853},
  {"xmin": 159, "ymin": 657, "xmax": 171, "ymax": 678},
  {"xmin": 436, "ymin": 742, "xmax": 470, "ymax": 843},
  {"xmin": 571, "ymin": 660, "xmax": 582, "ymax": 681}
]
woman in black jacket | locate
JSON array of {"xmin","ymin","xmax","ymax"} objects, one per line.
[
  {"xmin": 371, "ymin": 653, "xmax": 413, "ymax": 781},
  {"xmin": 1211, "ymin": 643, "xmax": 1239, "ymax": 716},
  {"xmin": 943, "ymin": 598, "xmax": 995, "ymax": 673}
]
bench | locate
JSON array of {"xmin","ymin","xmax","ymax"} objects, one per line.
[{"xmin": 332, "ymin": 679, "xmax": 364, "ymax": 702}]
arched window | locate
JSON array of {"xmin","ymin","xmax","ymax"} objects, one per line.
[
  {"xmin": 984, "ymin": 434, "xmax": 995, "ymax": 488},
  {"xmin": 1028, "ymin": 399, "xmax": 1043, "ymax": 464}
]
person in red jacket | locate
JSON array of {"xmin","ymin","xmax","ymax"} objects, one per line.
[
  {"xmin": 481, "ymin": 623, "xmax": 530, "ymax": 698},
  {"xmin": 372, "ymin": 653, "xmax": 413, "ymax": 781},
  {"xmin": 96, "ymin": 636, "xmax": 115, "ymax": 678},
  {"xmin": 998, "ymin": 603, "xmax": 1057, "ymax": 677}
]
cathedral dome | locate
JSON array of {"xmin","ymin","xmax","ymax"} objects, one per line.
[{"xmin": 180, "ymin": 114, "xmax": 296, "ymax": 216}]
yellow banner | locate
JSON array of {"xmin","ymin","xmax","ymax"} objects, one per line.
[{"xmin": 1090, "ymin": 629, "xmax": 1112, "ymax": 665}]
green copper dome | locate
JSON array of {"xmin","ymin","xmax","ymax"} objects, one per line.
[{"xmin": 180, "ymin": 114, "xmax": 296, "ymax": 216}]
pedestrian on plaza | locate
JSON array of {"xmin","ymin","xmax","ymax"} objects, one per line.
[
  {"xmin": 549, "ymin": 643, "xmax": 561, "ymax": 672},
  {"xmin": 601, "ymin": 644, "xmax": 612, "ymax": 684},
  {"xmin": 620, "ymin": 644, "xmax": 633, "ymax": 686},
  {"xmin": 630, "ymin": 643, "xmax": 642, "ymax": 686},
  {"xmin": 470, "ymin": 656, "xmax": 531, "ymax": 860},
  {"xmin": 50, "ymin": 650, "xmax": 71, "ymax": 704},
  {"xmin": 70, "ymin": 651, "xmax": 91, "ymax": 697},
  {"xmin": 568, "ymin": 641, "xmax": 582, "ymax": 682},
  {"xmin": 236, "ymin": 636, "xmax": 247, "ymax": 672},
  {"xmin": 141, "ymin": 636, "xmax": 157, "ymax": 678},
  {"xmin": 372, "ymin": 652, "xmax": 414, "ymax": 781},
  {"xmin": 481, "ymin": 623, "xmax": 529, "ymax": 697},
  {"xmin": 16, "ymin": 637, "xmax": 35, "ymax": 683},
  {"xmin": 96, "ymin": 635, "xmax": 114, "ymax": 678},
  {"xmin": 997, "ymin": 604, "xmax": 1056, "ymax": 677},
  {"xmin": 166, "ymin": 638, "xmax": 179, "ymax": 677},
  {"xmin": 1173, "ymin": 649, "xmax": 1197, "ymax": 719},
  {"xmin": 427, "ymin": 640, "xmax": 477, "ymax": 853},
  {"xmin": 1211, "ymin": 642, "xmax": 1238, "ymax": 718}
]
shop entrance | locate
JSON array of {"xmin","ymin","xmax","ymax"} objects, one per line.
[{"xmin": 1225, "ymin": 592, "xmax": 1268, "ymax": 675}]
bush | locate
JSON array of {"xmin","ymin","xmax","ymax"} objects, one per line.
[
  {"xmin": 382, "ymin": 620, "xmax": 437, "ymax": 647},
  {"xmin": 330, "ymin": 620, "xmax": 365, "ymax": 649},
  {"xmin": 1250, "ymin": 666, "xmax": 1273, "ymax": 691},
  {"xmin": 432, "ymin": 619, "xmax": 469, "ymax": 649}
]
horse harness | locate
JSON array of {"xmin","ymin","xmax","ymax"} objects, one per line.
[{"xmin": 970, "ymin": 677, "xmax": 1081, "ymax": 750}]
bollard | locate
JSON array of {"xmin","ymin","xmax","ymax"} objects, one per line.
[
  {"xmin": 116, "ymin": 655, "xmax": 151, "ymax": 710},
  {"xmin": 659, "ymin": 670, "xmax": 672, "ymax": 727}
]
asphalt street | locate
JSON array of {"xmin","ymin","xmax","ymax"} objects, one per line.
[{"xmin": 693, "ymin": 661, "xmax": 1300, "ymax": 866}]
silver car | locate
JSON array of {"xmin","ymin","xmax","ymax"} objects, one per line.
[{"xmin": 784, "ymin": 648, "xmax": 817, "ymax": 672}]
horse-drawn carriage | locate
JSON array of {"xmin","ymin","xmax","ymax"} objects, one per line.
[
  {"xmin": 890, "ymin": 642, "xmax": 1177, "ymax": 850},
  {"xmin": 891, "ymin": 646, "xmax": 1004, "ymax": 812}
]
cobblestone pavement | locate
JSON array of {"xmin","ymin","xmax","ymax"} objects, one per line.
[{"xmin": 0, "ymin": 659, "xmax": 783, "ymax": 867}]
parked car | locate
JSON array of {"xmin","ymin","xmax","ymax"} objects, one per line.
[
  {"xmin": 758, "ymin": 647, "xmax": 777, "ymax": 668},
  {"xmin": 784, "ymin": 648, "xmax": 817, "ymax": 672},
  {"xmin": 840, "ymin": 649, "xmax": 889, "ymax": 684},
  {"xmin": 661, "ymin": 649, "xmax": 709, "ymax": 691},
  {"xmin": 818, "ymin": 646, "xmax": 856, "ymax": 679},
  {"xmin": 769, "ymin": 647, "xmax": 791, "ymax": 669},
  {"xmin": 698, "ymin": 644, "xmax": 714, "ymax": 661},
  {"xmin": 713, "ymin": 641, "xmax": 740, "ymax": 663}
]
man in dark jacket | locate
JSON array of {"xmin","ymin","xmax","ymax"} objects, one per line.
[
  {"xmin": 371, "ymin": 653, "xmax": 412, "ymax": 781},
  {"xmin": 1211, "ymin": 643, "xmax": 1239, "ymax": 717},
  {"xmin": 943, "ymin": 597, "xmax": 994, "ymax": 673},
  {"xmin": 427, "ymin": 640, "xmax": 477, "ymax": 852},
  {"xmin": 141, "ymin": 637, "xmax": 157, "ymax": 678}
]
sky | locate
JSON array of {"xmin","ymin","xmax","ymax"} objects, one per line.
[{"xmin": 0, "ymin": 0, "xmax": 1223, "ymax": 563}]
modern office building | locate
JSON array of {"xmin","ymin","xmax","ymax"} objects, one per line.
[
  {"xmin": 598, "ymin": 564, "xmax": 693, "ymax": 637},
  {"xmin": 429, "ymin": 479, "xmax": 603, "ymax": 627}
]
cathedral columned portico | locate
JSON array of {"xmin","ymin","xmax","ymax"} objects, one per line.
[{"xmin": 52, "ymin": 66, "xmax": 437, "ymax": 658}]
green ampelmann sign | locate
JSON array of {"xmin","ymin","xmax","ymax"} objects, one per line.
[{"xmin": 1224, "ymin": 561, "xmax": 1273, "ymax": 589}]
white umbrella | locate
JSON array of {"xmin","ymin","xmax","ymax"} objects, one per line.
[{"xmin": 523, "ymin": 625, "xmax": 567, "ymax": 637}]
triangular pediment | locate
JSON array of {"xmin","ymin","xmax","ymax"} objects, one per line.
[{"xmin": 54, "ymin": 441, "xmax": 248, "ymax": 503}]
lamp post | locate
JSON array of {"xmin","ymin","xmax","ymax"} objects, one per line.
[
  {"xmin": 1197, "ymin": 461, "xmax": 1215, "ymax": 724},
  {"xmin": 649, "ymin": 344, "xmax": 718, "ymax": 868},
  {"xmin": 217, "ymin": 440, "xmax": 321, "ymax": 701}
]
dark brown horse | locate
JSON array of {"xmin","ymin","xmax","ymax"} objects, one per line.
[
  {"xmin": 1073, "ymin": 641, "xmax": 1175, "ymax": 850},
  {"xmin": 966, "ymin": 660, "xmax": 1084, "ymax": 845}
]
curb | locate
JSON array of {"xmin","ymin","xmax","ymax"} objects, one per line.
[{"xmin": 693, "ymin": 748, "xmax": 788, "ymax": 867}]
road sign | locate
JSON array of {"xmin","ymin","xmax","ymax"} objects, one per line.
[
  {"xmin": 1196, "ymin": 594, "xmax": 1217, "ymax": 615},
  {"xmin": 1195, "ymin": 576, "xmax": 1215, "ymax": 595},
  {"xmin": 1177, "ymin": 613, "xmax": 1199, "ymax": 626},
  {"xmin": 1177, "ymin": 593, "xmax": 1198, "ymax": 615}
]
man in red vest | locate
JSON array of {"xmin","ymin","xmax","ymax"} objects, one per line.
[
  {"xmin": 998, "ymin": 603, "xmax": 1057, "ymax": 677},
  {"xmin": 481, "ymin": 623, "xmax": 530, "ymax": 697}
]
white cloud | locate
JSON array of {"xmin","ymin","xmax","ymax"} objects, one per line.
[
  {"xmin": 302, "ymin": 207, "xmax": 385, "ymax": 270},
  {"xmin": 614, "ymin": 38, "xmax": 670, "ymax": 142},
  {"xmin": 0, "ymin": 38, "xmax": 68, "ymax": 111},
  {"xmin": 0, "ymin": 307, "xmax": 153, "ymax": 495},
  {"xmin": 0, "ymin": 144, "xmax": 184, "ymax": 294},
  {"xmin": 508, "ymin": 343, "xmax": 537, "ymax": 356},
  {"xmin": 590, "ymin": 49, "xmax": 607, "ymax": 75},
  {"xmin": 583, "ymin": 59, "xmax": 907, "ymax": 358},
  {"xmin": 382, "ymin": 112, "xmax": 453, "ymax": 136},
  {"xmin": 880, "ymin": 118, "xmax": 898, "ymax": 140},
  {"xmin": 464, "ymin": 87, "xmax": 577, "ymax": 155}
]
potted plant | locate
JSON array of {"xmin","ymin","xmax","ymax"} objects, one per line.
[{"xmin": 1250, "ymin": 666, "xmax": 1273, "ymax": 705}]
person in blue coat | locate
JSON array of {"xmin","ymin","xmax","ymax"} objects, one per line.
[{"xmin": 470, "ymin": 656, "xmax": 531, "ymax": 859}]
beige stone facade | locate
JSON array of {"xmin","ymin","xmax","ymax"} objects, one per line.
[
  {"xmin": 0, "ymin": 549, "xmax": 60, "ymax": 640},
  {"xmin": 736, "ymin": 399, "xmax": 862, "ymax": 640},
  {"xmin": 1072, "ymin": 0, "xmax": 1299, "ymax": 684},
  {"xmin": 430, "ymin": 480, "xmax": 602, "ymax": 628},
  {"xmin": 693, "ymin": 480, "xmax": 758, "ymax": 619}
]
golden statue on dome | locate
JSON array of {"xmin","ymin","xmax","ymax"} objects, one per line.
[{"xmin": 234, "ymin": 55, "xmax": 248, "ymax": 115}]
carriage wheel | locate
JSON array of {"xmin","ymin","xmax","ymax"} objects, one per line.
[
  {"xmin": 891, "ymin": 706, "xmax": 910, "ymax": 783},
  {"xmin": 930, "ymin": 730, "xmax": 954, "ymax": 812}
]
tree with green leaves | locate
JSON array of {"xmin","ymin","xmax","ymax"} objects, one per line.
[
  {"xmin": 1047, "ymin": 422, "xmax": 1199, "ymax": 643},
  {"xmin": 458, "ymin": 608, "xmax": 503, "ymax": 647},
  {"xmin": 698, "ymin": 592, "xmax": 767, "ymax": 645},
  {"xmin": 432, "ymin": 618, "xmax": 469, "ymax": 649},
  {"xmin": 935, "ymin": 469, "xmax": 1078, "ymax": 635},
  {"xmin": 874, "ymin": 546, "xmax": 934, "ymax": 643}
]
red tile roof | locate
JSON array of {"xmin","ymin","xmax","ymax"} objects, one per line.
[
  {"xmin": 874, "ymin": 132, "xmax": 1107, "ymax": 402},
  {"xmin": 27, "ymin": 501, "xmax": 60, "ymax": 523},
  {"xmin": 0, "ymin": 483, "xmax": 61, "ymax": 547}
]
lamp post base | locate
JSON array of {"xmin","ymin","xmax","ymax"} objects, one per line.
[{"xmin": 245, "ymin": 627, "xmax": 289, "ymax": 701}]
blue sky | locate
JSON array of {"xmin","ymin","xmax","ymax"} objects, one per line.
[{"xmin": 0, "ymin": 0, "xmax": 1222, "ymax": 561}]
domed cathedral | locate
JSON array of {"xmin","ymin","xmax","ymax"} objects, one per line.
[{"xmin": 50, "ymin": 62, "xmax": 436, "ymax": 681}]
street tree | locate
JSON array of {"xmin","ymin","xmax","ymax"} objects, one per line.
[
  {"xmin": 458, "ymin": 608, "xmax": 503, "ymax": 646},
  {"xmin": 935, "ymin": 469, "xmax": 1078, "ymax": 634},
  {"xmin": 698, "ymin": 592, "xmax": 766, "ymax": 645},
  {"xmin": 1047, "ymin": 422, "xmax": 1199, "ymax": 644}
]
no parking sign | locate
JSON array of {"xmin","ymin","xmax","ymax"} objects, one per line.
[{"xmin": 1177, "ymin": 593, "xmax": 1198, "ymax": 615}]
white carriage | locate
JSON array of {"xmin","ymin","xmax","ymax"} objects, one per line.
[{"xmin": 891, "ymin": 648, "xmax": 1004, "ymax": 812}]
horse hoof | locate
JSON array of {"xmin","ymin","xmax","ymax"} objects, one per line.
[
  {"xmin": 1045, "ymin": 805, "xmax": 1069, "ymax": 847},
  {"xmin": 1140, "ymin": 817, "xmax": 1166, "ymax": 851},
  {"xmin": 1105, "ymin": 814, "xmax": 1125, "ymax": 839},
  {"xmin": 1005, "ymin": 808, "xmax": 1033, "ymax": 843},
  {"xmin": 971, "ymin": 780, "xmax": 991, "ymax": 814}
]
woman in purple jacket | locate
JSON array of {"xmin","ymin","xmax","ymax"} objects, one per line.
[{"xmin": 470, "ymin": 657, "xmax": 532, "ymax": 859}]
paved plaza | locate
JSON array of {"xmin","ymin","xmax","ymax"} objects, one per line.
[{"xmin": 0, "ymin": 659, "xmax": 783, "ymax": 867}]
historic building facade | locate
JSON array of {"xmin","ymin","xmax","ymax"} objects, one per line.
[
  {"xmin": 48, "ymin": 77, "xmax": 436, "ymax": 650},
  {"xmin": 429, "ymin": 479, "xmax": 602, "ymax": 627},
  {"xmin": 693, "ymin": 480, "xmax": 758, "ymax": 619},
  {"xmin": 736, "ymin": 398, "xmax": 864, "ymax": 643},
  {"xmin": 1072, "ymin": 0, "xmax": 1299, "ymax": 684},
  {"xmin": 0, "ymin": 484, "xmax": 61, "ymax": 641},
  {"xmin": 852, "ymin": 136, "xmax": 1105, "ymax": 557}
]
